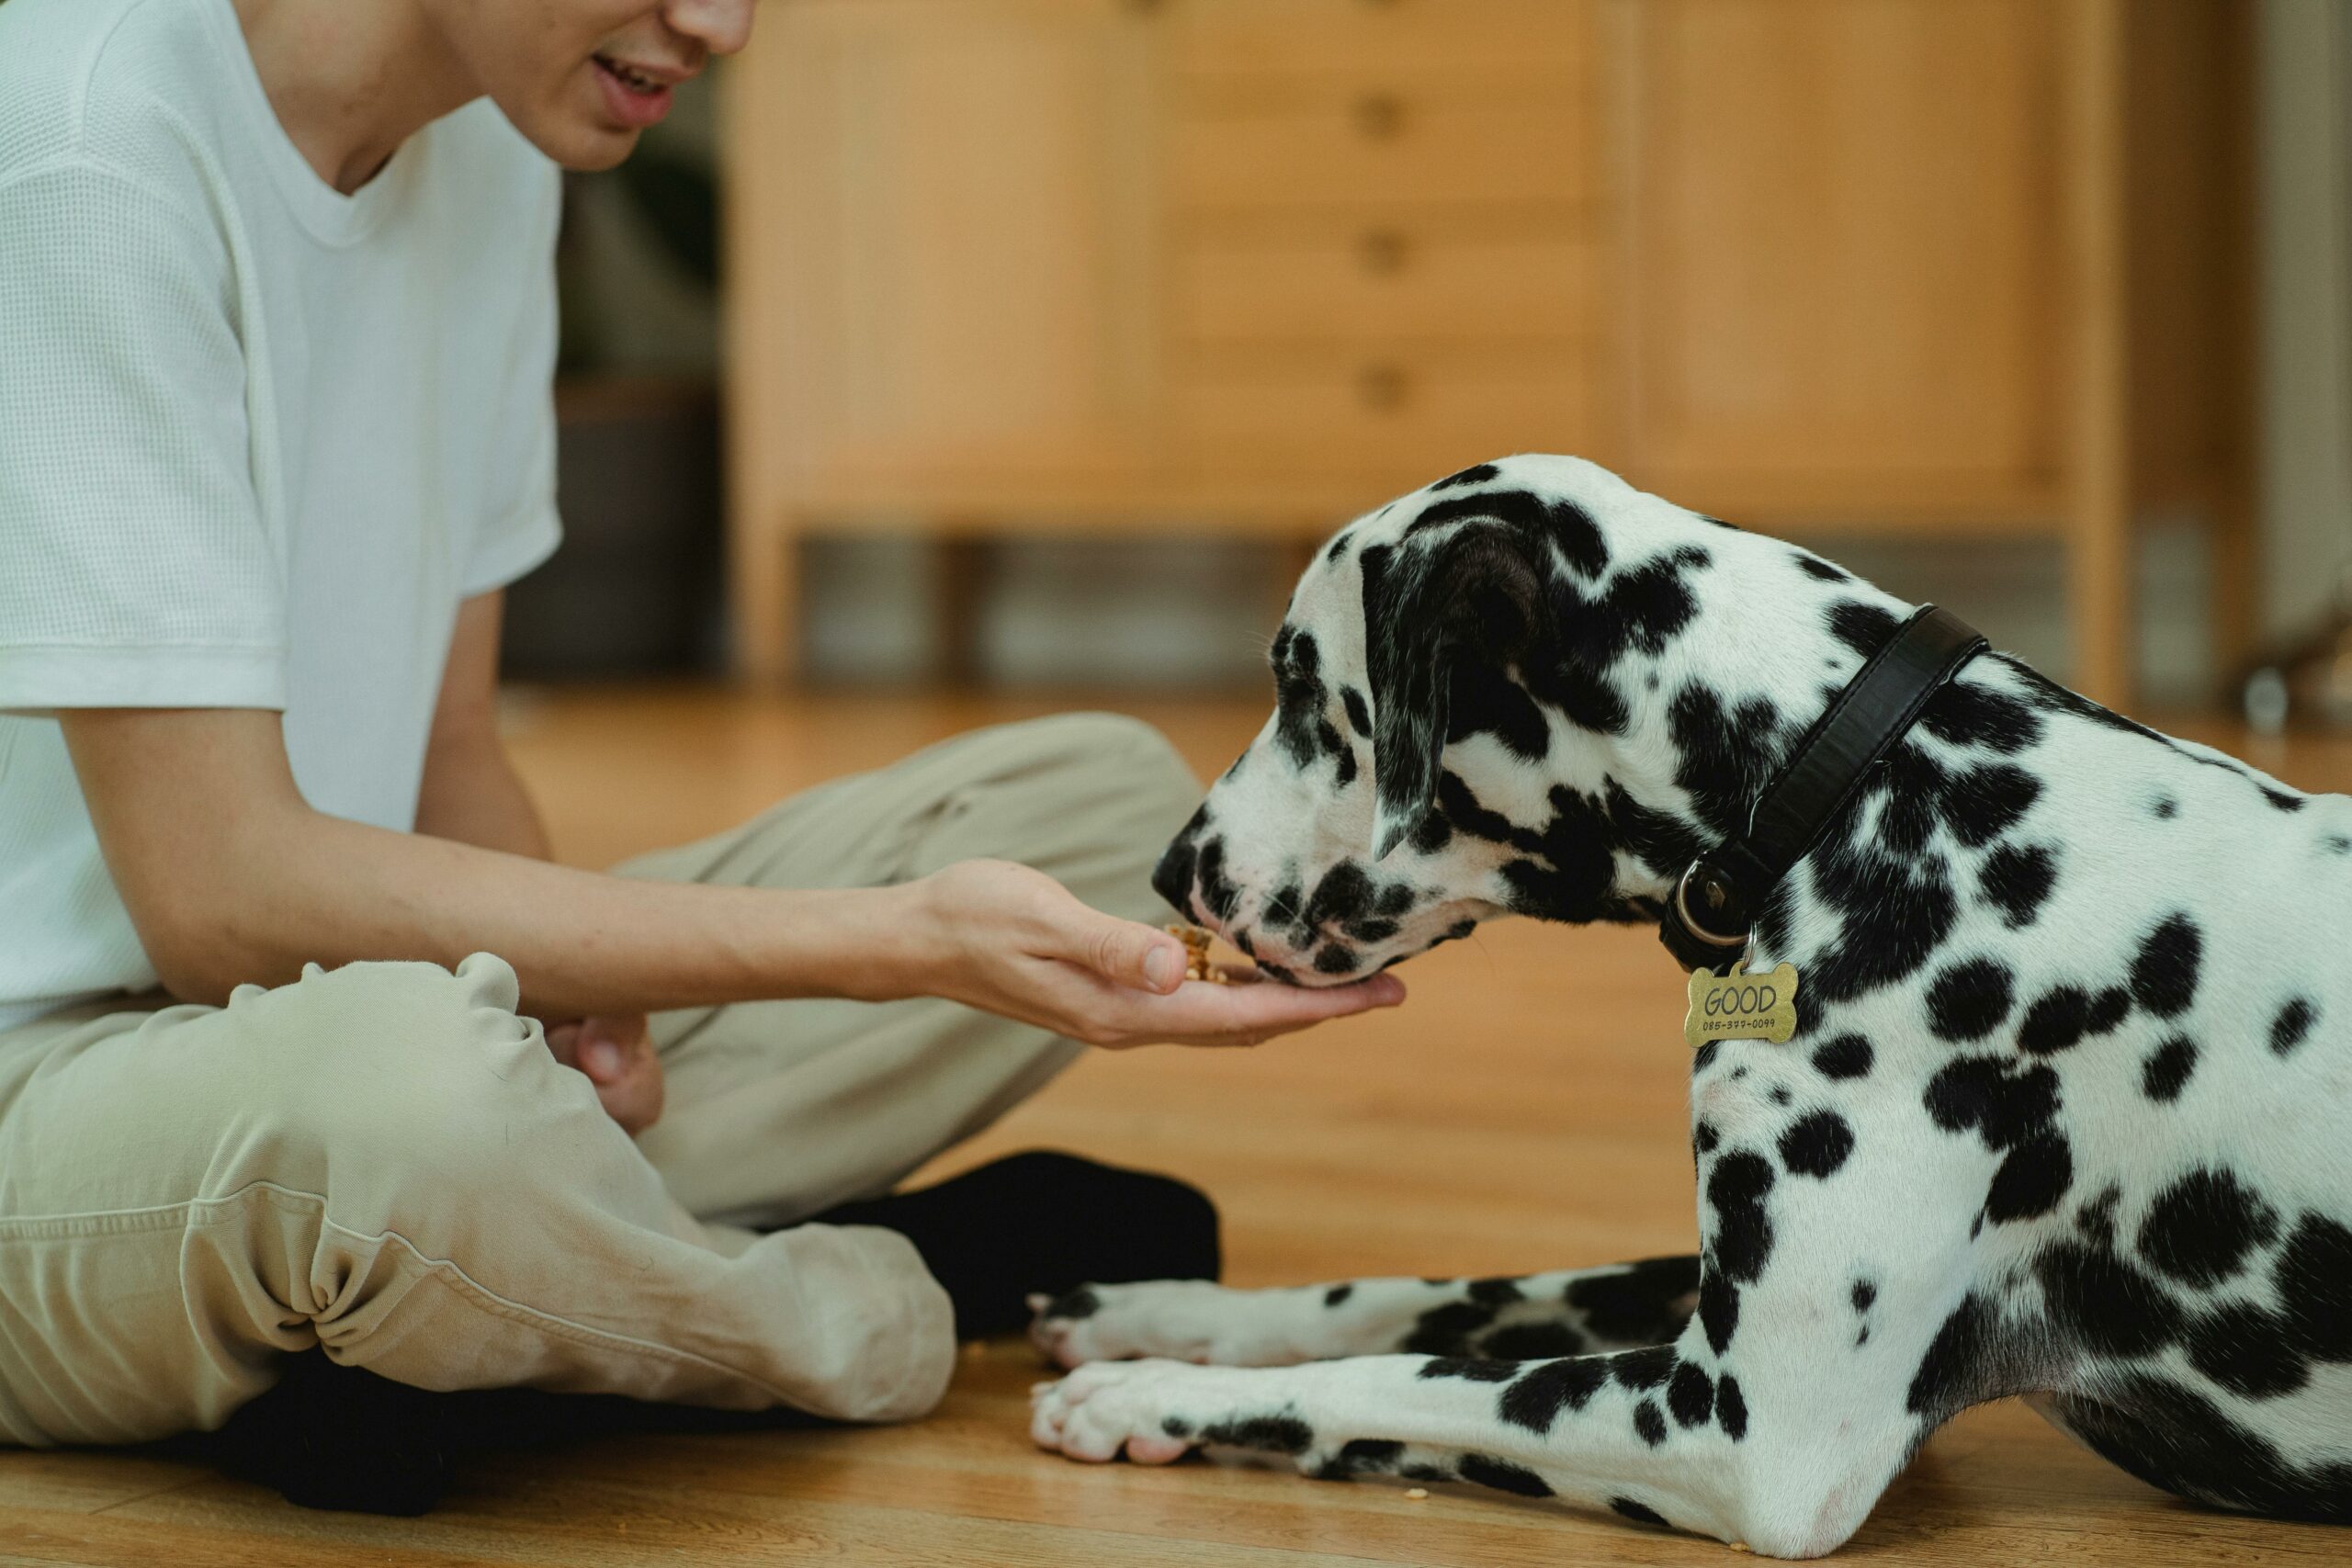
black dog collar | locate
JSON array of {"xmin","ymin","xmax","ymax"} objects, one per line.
[{"xmin": 1658, "ymin": 604, "xmax": 1989, "ymax": 975}]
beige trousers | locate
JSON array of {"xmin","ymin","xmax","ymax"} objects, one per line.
[{"xmin": 0, "ymin": 714, "xmax": 1198, "ymax": 1448}]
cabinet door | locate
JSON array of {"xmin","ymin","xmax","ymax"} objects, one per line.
[
  {"xmin": 729, "ymin": 0, "xmax": 1160, "ymax": 494},
  {"xmin": 1621, "ymin": 0, "xmax": 2062, "ymax": 513}
]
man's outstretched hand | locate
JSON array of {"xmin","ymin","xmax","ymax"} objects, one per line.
[{"xmin": 896, "ymin": 860, "xmax": 1406, "ymax": 1049}]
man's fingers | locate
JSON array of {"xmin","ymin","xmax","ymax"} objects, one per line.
[{"xmin": 1057, "ymin": 908, "xmax": 1186, "ymax": 994}]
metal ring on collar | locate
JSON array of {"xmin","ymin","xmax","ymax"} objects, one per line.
[{"xmin": 1673, "ymin": 862, "xmax": 1751, "ymax": 949}]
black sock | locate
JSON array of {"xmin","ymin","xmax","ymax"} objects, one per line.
[{"xmin": 805, "ymin": 1150, "xmax": 1221, "ymax": 1338}]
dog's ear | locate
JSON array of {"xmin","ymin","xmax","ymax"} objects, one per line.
[{"xmin": 1363, "ymin": 525, "xmax": 1547, "ymax": 860}]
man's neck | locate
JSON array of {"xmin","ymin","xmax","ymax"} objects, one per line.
[{"xmin": 231, "ymin": 0, "xmax": 478, "ymax": 195}]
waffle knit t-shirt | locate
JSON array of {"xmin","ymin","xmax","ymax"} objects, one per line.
[{"xmin": 0, "ymin": 0, "xmax": 564, "ymax": 1030}]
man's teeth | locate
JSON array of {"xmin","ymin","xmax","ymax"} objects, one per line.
[{"xmin": 602, "ymin": 58, "xmax": 662, "ymax": 94}]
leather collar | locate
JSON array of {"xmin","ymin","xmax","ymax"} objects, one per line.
[{"xmin": 1657, "ymin": 604, "xmax": 1989, "ymax": 974}]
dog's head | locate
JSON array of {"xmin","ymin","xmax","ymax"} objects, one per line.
[{"xmin": 1154, "ymin": 454, "xmax": 1882, "ymax": 984}]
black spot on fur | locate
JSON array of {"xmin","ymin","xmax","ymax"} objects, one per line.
[
  {"xmin": 2038, "ymin": 1241, "xmax": 2182, "ymax": 1357},
  {"xmin": 2130, "ymin": 913, "xmax": 2202, "ymax": 1020},
  {"xmin": 2054, "ymin": 1375, "xmax": 2352, "ymax": 1521},
  {"xmin": 1828, "ymin": 601, "xmax": 1900, "ymax": 660},
  {"xmin": 2138, "ymin": 1169, "xmax": 2278, "ymax": 1288},
  {"xmin": 2265, "ymin": 787, "xmax": 2307, "ymax": 813},
  {"xmin": 1668, "ymin": 687, "xmax": 1786, "ymax": 841},
  {"xmin": 1906, "ymin": 1293, "xmax": 1996, "ymax": 1416},
  {"xmin": 1312, "ymin": 943, "xmax": 1359, "ymax": 976},
  {"xmin": 1610, "ymin": 1346, "xmax": 1676, "ymax": 1392},
  {"xmin": 1779, "ymin": 1111, "xmax": 1856, "ymax": 1178},
  {"xmin": 1499, "ymin": 1358, "xmax": 1607, "ymax": 1432},
  {"xmin": 2086, "ymin": 985, "xmax": 2132, "ymax": 1034},
  {"xmin": 1467, "ymin": 1277, "xmax": 1525, "ymax": 1307},
  {"xmin": 1430, "ymin": 461, "xmax": 1501, "ymax": 491},
  {"xmin": 2141, "ymin": 1037, "xmax": 2197, "ymax": 1101},
  {"xmin": 1801, "ymin": 830, "xmax": 1959, "ymax": 1004},
  {"xmin": 2270, "ymin": 997, "xmax": 2318, "ymax": 1057},
  {"xmin": 1419, "ymin": 1356, "xmax": 1519, "ymax": 1383},
  {"xmin": 1716, "ymin": 1374, "xmax": 1748, "ymax": 1440},
  {"xmin": 1611, "ymin": 1496, "xmax": 1671, "ymax": 1527},
  {"xmin": 2325, "ymin": 833, "xmax": 2352, "ymax": 855},
  {"xmin": 1633, "ymin": 1400, "xmax": 1668, "ymax": 1448},
  {"xmin": 1985, "ymin": 1132, "xmax": 2074, "ymax": 1223},
  {"xmin": 1812, "ymin": 1034, "xmax": 1873, "ymax": 1079},
  {"xmin": 2018, "ymin": 986, "xmax": 2094, "ymax": 1055},
  {"xmin": 1794, "ymin": 553, "xmax": 1850, "ymax": 584},
  {"xmin": 1314, "ymin": 1437, "xmax": 1404, "ymax": 1480},
  {"xmin": 1852, "ymin": 1280, "xmax": 1877, "ymax": 1314},
  {"xmin": 1699, "ymin": 1271, "xmax": 1739, "ymax": 1355},
  {"xmin": 1692, "ymin": 1119, "xmax": 1721, "ymax": 1155},
  {"xmin": 2275, "ymin": 1215, "xmax": 2352, "ymax": 1361},
  {"xmin": 1927, "ymin": 959, "xmax": 2015, "ymax": 1042},
  {"xmin": 1919, "ymin": 681, "xmax": 2044, "ymax": 754},
  {"xmin": 1977, "ymin": 843, "xmax": 2057, "ymax": 929},
  {"xmin": 1926, "ymin": 1055, "xmax": 2060, "ymax": 1151},
  {"xmin": 1706, "ymin": 1153, "xmax": 1777, "ymax": 1283},
  {"xmin": 1461, "ymin": 1453, "xmax": 1554, "ymax": 1497},
  {"xmin": 1199, "ymin": 1415, "xmax": 1313, "ymax": 1454},
  {"xmin": 2187, "ymin": 1304, "xmax": 2311, "ymax": 1399},
  {"xmin": 2150, "ymin": 794, "xmax": 2178, "ymax": 820},
  {"xmin": 1404, "ymin": 1302, "xmax": 1497, "ymax": 1357},
  {"xmin": 1668, "ymin": 1362, "xmax": 1715, "ymax": 1427},
  {"xmin": 1324, "ymin": 1284, "xmax": 1353, "ymax": 1308},
  {"xmin": 1484, "ymin": 1323, "xmax": 1588, "ymax": 1360},
  {"xmin": 1564, "ymin": 1256, "xmax": 1700, "ymax": 1345}
]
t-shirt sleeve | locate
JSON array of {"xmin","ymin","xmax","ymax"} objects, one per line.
[
  {"xmin": 460, "ymin": 162, "xmax": 564, "ymax": 598},
  {"xmin": 0, "ymin": 158, "xmax": 286, "ymax": 712}
]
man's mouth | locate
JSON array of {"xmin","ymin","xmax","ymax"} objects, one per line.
[
  {"xmin": 590, "ymin": 53, "xmax": 686, "ymax": 129},
  {"xmin": 594, "ymin": 55, "xmax": 681, "ymax": 93}
]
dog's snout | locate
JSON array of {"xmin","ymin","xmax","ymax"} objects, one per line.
[{"xmin": 1152, "ymin": 810, "xmax": 1206, "ymax": 916}]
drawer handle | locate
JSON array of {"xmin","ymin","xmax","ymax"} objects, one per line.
[
  {"xmin": 1358, "ymin": 230, "xmax": 1408, "ymax": 276},
  {"xmin": 1353, "ymin": 93, "xmax": 1406, "ymax": 141},
  {"xmin": 1358, "ymin": 364, "xmax": 1409, "ymax": 412}
]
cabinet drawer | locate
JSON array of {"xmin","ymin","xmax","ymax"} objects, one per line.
[
  {"xmin": 1174, "ymin": 86, "xmax": 1586, "ymax": 211},
  {"xmin": 1178, "ymin": 227, "xmax": 1593, "ymax": 345},
  {"xmin": 1170, "ymin": 0, "xmax": 1588, "ymax": 79},
  {"xmin": 1177, "ymin": 354, "xmax": 1594, "ymax": 477}
]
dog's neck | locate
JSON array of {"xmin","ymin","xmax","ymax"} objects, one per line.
[{"xmin": 1499, "ymin": 525, "xmax": 1919, "ymax": 924}]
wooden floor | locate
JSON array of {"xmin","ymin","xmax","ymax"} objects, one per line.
[{"xmin": 8, "ymin": 689, "xmax": 2352, "ymax": 1566}]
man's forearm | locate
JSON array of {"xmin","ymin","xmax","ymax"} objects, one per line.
[{"xmin": 170, "ymin": 804, "xmax": 931, "ymax": 1017}]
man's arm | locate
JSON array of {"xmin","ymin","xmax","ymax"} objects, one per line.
[
  {"xmin": 414, "ymin": 592, "xmax": 553, "ymax": 861},
  {"xmin": 59, "ymin": 705, "xmax": 1402, "ymax": 1044}
]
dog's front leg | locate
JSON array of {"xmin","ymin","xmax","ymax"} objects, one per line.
[
  {"xmin": 1032, "ymin": 1296, "xmax": 1944, "ymax": 1558},
  {"xmin": 1029, "ymin": 1256, "xmax": 1699, "ymax": 1369}
]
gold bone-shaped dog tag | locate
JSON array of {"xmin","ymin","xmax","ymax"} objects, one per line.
[{"xmin": 1683, "ymin": 961, "xmax": 1801, "ymax": 1049}]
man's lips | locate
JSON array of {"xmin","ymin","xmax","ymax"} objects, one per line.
[{"xmin": 591, "ymin": 53, "xmax": 689, "ymax": 129}]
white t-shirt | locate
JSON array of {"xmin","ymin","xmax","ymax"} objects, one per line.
[{"xmin": 0, "ymin": 0, "xmax": 564, "ymax": 1030}]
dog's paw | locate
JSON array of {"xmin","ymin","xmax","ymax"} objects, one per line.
[
  {"xmin": 1026, "ymin": 1280, "xmax": 1272, "ymax": 1370},
  {"xmin": 1029, "ymin": 1359, "xmax": 1267, "ymax": 1464}
]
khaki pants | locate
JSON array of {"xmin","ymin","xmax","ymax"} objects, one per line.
[{"xmin": 0, "ymin": 715, "xmax": 1197, "ymax": 1448}]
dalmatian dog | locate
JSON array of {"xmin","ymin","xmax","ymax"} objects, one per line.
[{"xmin": 1024, "ymin": 454, "xmax": 2352, "ymax": 1555}]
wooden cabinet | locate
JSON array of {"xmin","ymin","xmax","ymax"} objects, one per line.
[{"xmin": 726, "ymin": 0, "xmax": 2253, "ymax": 702}]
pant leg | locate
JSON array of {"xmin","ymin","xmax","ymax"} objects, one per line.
[
  {"xmin": 0, "ymin": 953, "xmax": 951, "ymax": 1448},
  {"xmin": 617, "ymin": 712, "xmax": 1201, "ymax": 1229}
]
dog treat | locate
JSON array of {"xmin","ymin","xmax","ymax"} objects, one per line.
[
  {"xmin": 1405, "ymin": 1487, "xmax": 1430, "ymax": 1501},
  {"xmin": 1164, "ymin": 922, "xmax": 1229, "ymax": 984}
]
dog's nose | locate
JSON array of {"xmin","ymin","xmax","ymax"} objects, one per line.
[{"xmin": 1152, "ymin": 815, "xmax": 1204, "ymax": 915}]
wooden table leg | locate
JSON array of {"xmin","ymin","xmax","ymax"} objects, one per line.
[{"xmin": 730, "ymin": 513, "xmax": 797, "ymax": 688}]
